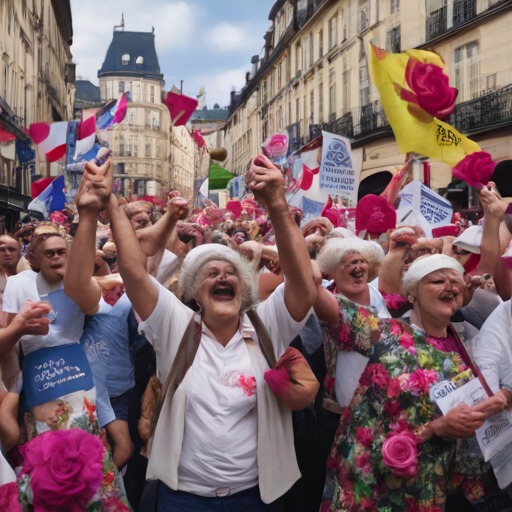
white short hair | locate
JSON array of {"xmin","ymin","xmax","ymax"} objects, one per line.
[
  {"xmin": 326, "ymin": 227, "xmax": 358, "ymax": 240},
  {"xmin": 360, "ymin": 241, "xmax": 385, "ymax": 266},
  {"xmin": 317, "ymin": 237, "xmax": 367, "ymax": 277},
  {"xmin": 402, "ymin": 254, "xmax": 464, "ymax": 295},
  {"xmin": 178, "ymin": 244, "xmax": 258, "ymax": 310}
]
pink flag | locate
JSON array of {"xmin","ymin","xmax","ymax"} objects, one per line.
[
  {"xmin": 163, "ymin": 90, "xmax": 198, "ymax": 127},
  {"xmin": 113, "ymin": 93, "xmax": 128, "ymax": 124}
]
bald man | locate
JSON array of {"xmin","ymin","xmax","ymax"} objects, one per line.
[{"xmin": 0, "ymin": 235, "xmax": 26, "ymax": 309}]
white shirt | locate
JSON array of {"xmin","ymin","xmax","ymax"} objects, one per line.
[
  {"xmin": 473, "ymin": 300, "xmax": 512, "ymax": 393},
  {"xmin": 139, "ymin": 279, "xmax": 309, "ymax": 498},
  {"xmin": 2, "ymin": 270, "xmax": 84, "ymax": 355},
  {"xmin": 335, "ymin": 284, "xmax": 391, "ymax": 407}
]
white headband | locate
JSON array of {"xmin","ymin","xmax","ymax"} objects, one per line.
[{"xmin": 402, "ymin": 254, "xmax": 464, "ymax": 294}]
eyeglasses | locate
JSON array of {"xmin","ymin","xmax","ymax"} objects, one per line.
[
  {"xmin": 43, "ymin": 249, "xmax": 67, "ymax": 258},
  {"xmin": 340, "ymin": 258, "xmax": 368, "ymax": 270}
]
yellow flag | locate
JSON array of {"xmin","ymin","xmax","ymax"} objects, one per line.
[{"xmin": 370, "ymin": 45, "xmax": 480, "ymax": 167}]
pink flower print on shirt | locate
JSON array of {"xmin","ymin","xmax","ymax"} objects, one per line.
[{"xmin": 219, "ymin": 370, "xmax": 257, "ymax": 397}]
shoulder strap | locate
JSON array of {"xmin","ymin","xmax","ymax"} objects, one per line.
[
  {"xmin": 152, "ymin": 314, "xmax": 202, "ymax": 426},
  {"xmin": 246, "ymin": 308, "xmax": 277, "ymax": 368}
]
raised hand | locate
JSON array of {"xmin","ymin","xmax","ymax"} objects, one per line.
[
  {"xmin": 246, "ymin": 155, "xmax": 286, "ymax": 213},
  {"xmin": 480, "ymin": 182, "xmax": 508, "ymax": 217},
  {"xmin": 75, "ymin": 159, "xmax": 112, "ymax": 214},
  {"xmin": 167, "ymin": 196, "xmax": 189, "ymax": 221}
]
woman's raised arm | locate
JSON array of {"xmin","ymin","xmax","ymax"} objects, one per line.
[{"xmin": 247, "ymin": 155, "xmax": 316, "ymax": 321}]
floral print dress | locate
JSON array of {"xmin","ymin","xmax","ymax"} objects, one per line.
[{"xmin": 320, "ymin": 297, "xmax": 485, "ymax": 512}]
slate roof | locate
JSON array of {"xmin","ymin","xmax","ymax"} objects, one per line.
[
  {"xmin": 98, "ymin": 31, "xmax": 163, "ymax": 80},
  {"xmin": 75, "ymin": 80, "xmax": 101, "ymax": 102},
  {"xmin": 190, "ymin": 107, "xmax": 229, "ymax": 122}
]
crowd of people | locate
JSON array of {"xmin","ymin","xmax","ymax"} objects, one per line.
[{"xmin": 0, "ymin": 153, "xmax": 511, "ymax": 512}]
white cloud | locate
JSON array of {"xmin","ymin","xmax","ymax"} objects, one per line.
[
  {"xmin": 205, "ymin": 22, "xmax": 262, "ymax": 54},
  {"xmin": 187, "ymin": 66, "xmax": 249, "ymax": 108},
  {"xmin": 71, "ymin": 0, "xmax": 195, "ymax": 83}
]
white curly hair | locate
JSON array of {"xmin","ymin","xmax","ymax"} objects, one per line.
[
  {"xmin": 317, "ymin": 237, "xmax": 367, "ymax": 277},
  {"xmin": 178, "ymin": 244, "xmax": 259, "ymax": 310}
]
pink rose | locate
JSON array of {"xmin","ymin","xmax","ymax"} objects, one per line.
[
  {"xmin": 389, "ymin": 320, "xmax": 403, "ymax": 336},
  {"xmin": 101, "ymin": 498, "xmax": 131, "ymax": 512},
  {"xmin": 408, "ymin": 369, "xmax": 438, "ymax": 395},
  {"xmin": 369, "ymin": 364, "xmax": 390, "ymax": 387},
  {"xmin": 355, "ymin": 427, "xmax": 373, "ymax": 448},
  {"xmin": 382, "ymin": 430, "xmax": 419, "ymax": 479},
  {"xmin": 50, "ymin": 211, "xmax": 67, "ymax": 226},
  {"xmin": 452, "ymin": 151, "xmax": 496, "ymax": 190},
  {"xmin": 22, "ymin": 429, "xmax": 104, "ymax": 512},
  {"xmin": 404, "ymin": 59, "xmax": 458, "ymax": 119},
  {"xmin": 0, "ymin": 482, "xmax": 21, "ymax": 512},
  {"xmin": 386, "ymin": 378, "xmax": 402, "ymax": 398}
]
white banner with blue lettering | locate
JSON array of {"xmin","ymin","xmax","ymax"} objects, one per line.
[
  {"xmin": 396, "ymin": 179, "xmax": 453, "ymax": 238},
  {"xmin": 319, "ymin": 131, "xmax": 360, "ymax": 205}
]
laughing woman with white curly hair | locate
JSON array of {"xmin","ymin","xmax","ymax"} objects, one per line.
[{"xmin": 78, "ymin": 155, "xmax": 317, "ymax": 511}]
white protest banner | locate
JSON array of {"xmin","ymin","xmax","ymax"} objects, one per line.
[
  {"xmin": 319, "ymin": 131, "xmax": 360, "ymax": 206},
  {"xmin": 396, "ymin": 180, "xmax": 453, "ymax": 237}
]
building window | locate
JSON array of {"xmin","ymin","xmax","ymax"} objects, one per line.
[
  {"xmin": 391, "ymin": 0, "xmax": 400, "ymax": 13},
  {"xmin": 343, "ymin": 67, "xmax": 350, "ymax": 113},
  {"xmin": 129, "ymin": 108, "xmax": 136, "ymax": 125},
  {"xmin": 145, "ymin": 109, "xmax": 150, "ymax": 128},
  {"xmin": 156, "ymin": 139, "xmax": 161, "ymax": 158},
  {"xmin": 118, "ymin": 163, "xmax": 125, "ymax": 174},
  {"xmin": 296, "ymin": 97, "xmax": 300, "ymax": 123},
  {"xmin": 486, "ymin": 73, "xmax": 497, "ymax": 91},
  {"xmin": 106, "ymin": 81, "xmax": 113, "ymax": 100},
  {"xmin": 329, "ymin": 71, "xmax": 336, "ymax": 117},
  {"xmin": 454, "ymin": 41, "xmax": 480, "ymax": 102},
  {"xmin": 119, "ymin": 81, "xmax": 125, "ymax": 93},
  {"xmin": 319, "ymin": 83, "xmax": 324, "ymax": 121},
  {"xmin": 309, "ymin": 32, "xmax": 314, "ymax": 67},
  {"xmin": 156, "ymin": 164, "xmax": 162, "ymax": 178},
  {"xmin": 136, "ymin": 56, "xmax": 144, "ymax": 64},
  {"xmin": 295, "ymin": 42, "xmax": 302, "ymax": 74},
  {"xmin": 310, "ymin": 90, "xmax": 314, "ymax": 122},
  {"xmin": 121, "ymin": 54, "xmax": 130, "ymax": 65},
  {"xmin": 386, "ymin": 26, "xmax": 401, "ymax": 53},
  {"xmin": 133, "ymin": 135, "xmax": 138, "ymax": 157},
  {"xmin": 150, "ymin": 85, "xmax": 155, "ymax": 103},
  {"xmin": 359, "ymin": 65, "xmax": 370, "ymax": 106},
  {"xmin": 318, "ymin": 30, "xmax": 323, "ymax": 59},
  {"xmin": 119, "ymin": 139, "xmax": 125, "ymax": 157},
  {"xmin": 278, "ymin": 61, "xmax": 282, "ymax": 90},
  {"xmin": 329, "ymin": 16, "xmax": 337, "ymax": 50},
  {"xmin": 360, "ymin": 8, "xmax": 368, "ymax": 32}
]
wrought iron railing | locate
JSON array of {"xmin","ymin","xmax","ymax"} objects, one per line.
[{"xmin": 450, "ymin": 84, "xmax": 512, "ymax": 133}]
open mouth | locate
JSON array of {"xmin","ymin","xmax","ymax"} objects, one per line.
[
  {"xmin": 50, "ymin": 264, "xmax": 63, "ymax": 270},
  {"xmin": 350, "ymin": 269, "xmax": 365, "ymax": 280},
  {"xmin": 213, "ymin": 285, "xmax": 235, "ymax": 301},
  {"xmin": 440, "ymin": 293, "xmax": 458, "ymax": 303}
]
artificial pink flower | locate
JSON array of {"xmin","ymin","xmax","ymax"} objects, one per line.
[
  {"xmin": 358, "ymin": 307, "xmax": 370, "ymax": 318},
  {"xmin": 389, "ymin": 320, "xmax": 404, "ymax": 336},
  {"xmin": 384, "ymin": 399, "xmax": 402, "ymax": 417},
  {"xmin": 238, "ymin": 375, "xmax": 257, "ymax": 397},
  {"xmin": 405, "ymin": 60, "xmax": 458, "ymax": 119},
  {"xmin": 50, "ymin": 211, "xmax": 67, "ymax": 226},
  {"xmin": 408, "ymin": 369, "xmax": 438, "ymax": 395},
  {"xmin": 22, "ymin": 429, "xmax": 104, "ymax": 512},
  {"xmin": 452, "ymin": 151, "xmax": 496, "ymax": 190},
  {"xmin": 356, "ymin": 427, "xmax": 373, "ymax": 448},
  {"xmin": 368, "ymin": 364, "xmax": 390, "ymax": 387},
  {"xmin": 382, "ymin": 430, "xmax": 420, "ymax": 479},
  {"xmin": 0, "ymin": 482, "xmax": 21, "ymax": 512},
  {"xmin": 101, "ymin": 498, "xmax": 131, "ymax": 512}
]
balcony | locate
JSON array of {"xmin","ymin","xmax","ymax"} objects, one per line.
[
  {"xmin": 425, "ymin": 0, "xmax": 477, "ymax": 42},
  {"xmin": 450, "ymin": 84, "xmax": 512, "ymax": 134}
]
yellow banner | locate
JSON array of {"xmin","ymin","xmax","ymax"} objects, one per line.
[{"xmin": 370, "ymin": 45, "xmax": 480, "ymax": 167}]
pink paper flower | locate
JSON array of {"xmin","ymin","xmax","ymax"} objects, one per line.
[
  {"xmin": 451, "ymin": 151, "xmax": 496, "ymax": 190},
  {"xmin": 405, "ymin": 61, "xmax": 458, "ymax": 119},
  {"xmin": 0, "ymin": 482, "xmax": 21, "ymax": 512},
  {"xmin": 101, "ymin": 498, "xmax": 131, "ymax": 512},
  {"xmin": 382, "ymin": 430, "xmax": 420, "ymax": 479},
  {"xmin": 22, "ymin": 429, "xmax": 104, "ymax": 512},
  {"xmin": 389, "ymin": 320, "xmax": 403, "ymax": 336},
  {"xmin": 355, "ymin": 427, "xmax": 373, "ymax": 448},
  {"xmin": 50, "ymin": 211, "xmax": 67, "ymax": 225},
  {"xmin": 408, "ymin": 369, "xmax": 438, "ymax": 395}
]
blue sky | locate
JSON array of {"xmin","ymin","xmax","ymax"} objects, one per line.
[{"xmin": 70, "ymin": 0, "xmax": 275, "ymax": 108}]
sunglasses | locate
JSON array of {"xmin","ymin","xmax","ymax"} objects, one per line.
[{"xmin": 43, "ymin": 249, "xmax": 67, "ymax": 258}]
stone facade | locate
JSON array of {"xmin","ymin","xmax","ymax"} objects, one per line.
[{"xmin": 224, "ymin": 0, "xmax": 512, "ymax": 191}]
